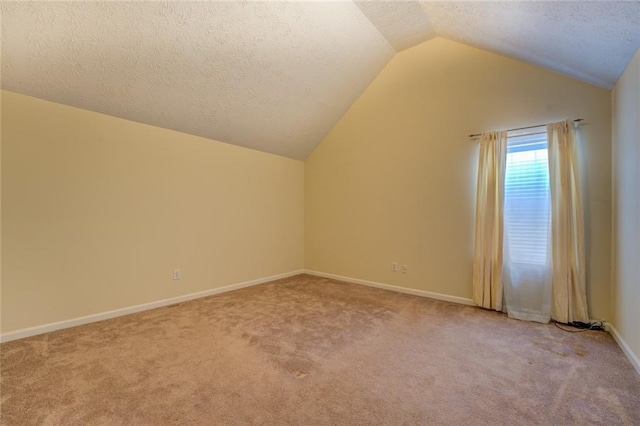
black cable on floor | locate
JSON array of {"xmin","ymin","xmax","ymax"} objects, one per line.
[
  {"xmin": 554, "ymin": 322, "xmax": 588, "ymax": 332},
  {"xmin": 554, "ymin": 320, "xmax": 605, "ymax": 332}
]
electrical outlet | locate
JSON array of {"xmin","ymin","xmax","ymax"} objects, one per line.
[
  {"xmin": 402, "ymin": 265, "xmax": 408, "ymax": 274},
  {"xmin": 391, "ymin": 262, "xmax": 398, "ymax": 272},
  {"xmin": 173, "ymin": 269, "xmax": 181, "ymax": 280}
]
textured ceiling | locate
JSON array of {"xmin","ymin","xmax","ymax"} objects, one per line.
[
  {"xmin": 1, "ymin": 1, "xmax": 394, "ymax": 160},
  {"xmin": 355, "ymin": 1, "xmax": 435, "ymax": 51},
  {"xmin": 418, "ymin": 1, "xmax": 640, "ymax": 89},
  {"xmin": 358, "ymin": 1, "xmax": 639, "ymax": 88},
  {"xmin": 2, "ymin": 1, "xmax": 639, "ymax": 159}
]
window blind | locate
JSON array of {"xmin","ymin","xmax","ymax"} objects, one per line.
[{"xmin": 503, "ymin": 131, "xmax": 550, "ymax": 268}]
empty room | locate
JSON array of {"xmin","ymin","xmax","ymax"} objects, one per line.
[{"xmin": 1, "ymin": 1, "xmax": 639, "ymax": 424}]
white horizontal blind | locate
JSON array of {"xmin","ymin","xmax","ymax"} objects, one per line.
[{"xmin": 503, "ymin": 131, "xmax": 550, "ymax": 270}]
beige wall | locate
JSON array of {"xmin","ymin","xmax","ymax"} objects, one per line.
[
  {"xmin": 306, "ymin": 38, "xmax": 612, "ymax": 320},
  {"xmin": 1, "ymin": 91, "xmax": 304, "ymax": 333},
  {"xmin": 612, "ymin": 49, "xmax": 640, "ymax": 361},
  {"xmin": 1, "ymin": 38, "xmax": 618, "ymax": 335}
]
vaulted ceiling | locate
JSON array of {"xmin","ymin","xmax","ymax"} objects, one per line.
[{"xmin": 2, "ymin": 1, "xmax": 639, "ymax": 160}]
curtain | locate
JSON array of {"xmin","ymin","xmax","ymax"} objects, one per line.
[
  {"xmin": 472, "ymin": 131, "xmax": 507, "ymax": 311},
  {"xmin": 547, "ymin": 120, "xmax": 589, "ymax": 323},
  {"xmin": 502, "ymin": 132, "xmax": 552, "ymax": 323}
]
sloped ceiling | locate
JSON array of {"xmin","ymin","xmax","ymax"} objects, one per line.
[{"xmin": 2, "ymin": 1, "xmax": 639, "ymax": 160}]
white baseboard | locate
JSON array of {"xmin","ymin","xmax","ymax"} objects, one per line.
[
  {"xmin": 304, "ymin": 269, "xmax": 475, "ymax": 306},
  {"xmin": 606, "ymin": 322, "xmax": 640, "ymax": 376},
  {"xmin": 0, "ymin": 270, "xmax": 305, "ymax": 344}
]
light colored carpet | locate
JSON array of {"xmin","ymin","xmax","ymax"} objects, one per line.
[{"xmin": 1, "ymin": 274, "xmax": 639, "ymax": 425}]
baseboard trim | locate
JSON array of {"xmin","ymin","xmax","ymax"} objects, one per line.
[
  {"xmin": 606, "ymin": 322, "xmax": 640, "ymax": 376},
  {"xmin": 0, "ymin": 270, "xmax": 305, "ymax": 344},
  {"xmin": 304, "ymin": 270, "xmax": 475, "ymax": 306}
]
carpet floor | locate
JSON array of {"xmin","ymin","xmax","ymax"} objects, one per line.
[{"xmin": 1, "ymin": 274, "xmax": 639, "ymax": 425}]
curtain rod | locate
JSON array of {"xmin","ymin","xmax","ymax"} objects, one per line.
[{"xmin": 468, "ymin": 118, "xmax": 583, "ymax": 138}]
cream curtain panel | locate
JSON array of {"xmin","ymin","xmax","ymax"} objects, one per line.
[
  {"xmin": 472, "ymin": 131, "xmax": 507, "ymax": 311},
  {"xmin": 547, "ymin": 120, "xmax": 589, "ymax": 323}
]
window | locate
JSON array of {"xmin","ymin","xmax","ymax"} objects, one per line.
[
  {"xmin": 503, "ymin": 128, "xmax": 550, "ymax": 269},
  {"xmin": 502, "ymin": 127, "xmax": 551, "ymax": 320}
]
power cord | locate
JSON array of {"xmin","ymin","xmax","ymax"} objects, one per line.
[{"xmin": 554, "ymin": 320, "xmax": 605, "ymax": 332}]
